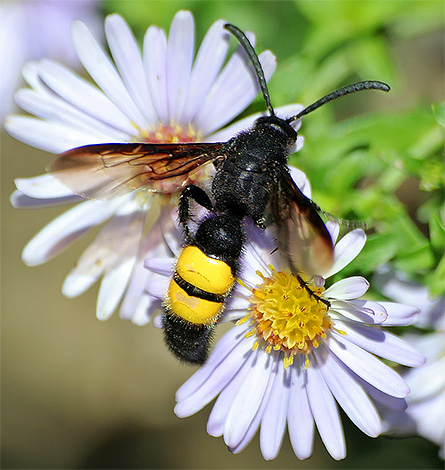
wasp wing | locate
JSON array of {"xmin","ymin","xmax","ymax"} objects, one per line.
[
  {"xmin": 48, "ymin": 142, "xmax": 225, "ymax": 199},
  {"xmin": 272, "ymin": 170, "xmax": 334, "ymax": 277}
]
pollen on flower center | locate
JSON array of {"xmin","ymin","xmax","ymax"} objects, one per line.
[
  {"xmin": 142, "ymin": 122, "xmax": 202, "ymax": 143},
  {"xmin": 239, "ymin": 266, "xmax": 332, "ymax": 369}
]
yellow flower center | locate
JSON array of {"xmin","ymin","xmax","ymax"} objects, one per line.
[
  {"xmin": 141, "ymin": 121, "xmax": 202, "ymax": 143},
  {"xmin": 238, "ymin": 266, "xmax": 333, "ymax": 369}
]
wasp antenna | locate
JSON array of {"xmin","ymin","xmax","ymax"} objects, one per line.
[
  {"xmin": 287, "ymin": 81, "xmax": 390, "ymax": 123},
  {"xmin": 224, "ymin": 23, "xmax": 275, "ymax": 116}
]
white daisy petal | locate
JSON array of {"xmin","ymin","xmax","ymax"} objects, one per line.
[
  {"xmin": 175, "ymin": 332, "xmax": 255, "ymax": 418},
  {"xmin": 96, "ymin": 208, "xmax": 146, "ymax": 320},
  {"xmin": 326, "ymin": 221, "xmax": 340, "ymax": 245},
  {"xmin": 143, "ymin": 25, "xmax": 168, "ymax": 123},
  {"xmin": 71, "ymin": 20, "xmax": 147, "ymax": 128},
  {"xmin": 378, "ymin": 301, "xmax": 420, "ymax": 326},
  {"xmin": 144, "ymin": 257, "xmax": 175, "ymax": 276},
  {"xmin": 330, "ymin": 299, "xmax": 388, "ymax": 324},
  {"xmin": 5, "ymin": 115, "xmax": 115, "ymax": 153},
  {"xmin": 38, "ymin": 59, "xmax": 137, "ymax": 135},
  {"xmin": 22, "ymin": 198, "xmax": 120, "ymax": 266},
  {"xmin": 11, "ymin": 191, "xmax": 77, "ymax": 209},
  {"xmin": 329, "ymin": 334, "xmax": 409, "ymax": 398},
  {"xmin": 317, "ymin": 346, "xmax": 381, "ymax": 437},
  {"xmin": 323, "ymin": 229, "xmax": 366, "ymax": 278},
  {"xmin": 176, "ymin": 324, "xmax": 249, "ymax": 402},
  {"xmin": 306, "ymin": 360, "xmax": 346, "ymax": 460},
  {"xmin": 146, "ymin": 277, "xmax": 169, "ymax": 299},
  {"xmin": 182, "ymin": 19, "xmax": 229, "ymax": 123},
  {"xmin": 15, "ymin": 174, "xmax": 75, "ymax": 198},
  {"xmin": 208, "ymin": 104, "xmax": 304, "ymax": 143},
  {"xmin": 166, "ymin": 11, "xmax": 195, "ymax": 122},
  {"xmin": 260, "ymin": 363, "xmax": 290, "ymax": 460},
  {"xmin": 229, "ymin": 360, "xmax": 277, "ymax": 456},
  {"xmin": 196, "ymin": 44, "xmax": 277, "ymax": 135},
  {"xmin": 105, "ymin": 14, "xmax": 156, "ymax": 124},
  {"xmin": 120, "ymin": 219, "xmax": 171, "ymax": 324},
  {"xmin": 335, "ymin": 320, "xmax": 425, "ymax": 367},
  {"xmin": 207, "ymin": 352, "xmax": 253, "ymax": 437},
  {"xmin": 288, "ymin": 361, "xmax": 315, "ymax": 459},
  {"xmin": 324, "ymin": 276, "xmax": 370, "ymax": 300},
  {"xmin": 358, "ymin": 378, "xmax": 408, "ymax": 412},
  {"xmin": 224, "ymin": 350, "xmax": 273, "ymax": 449},
  {"xmin": 14, "ymin": 88, "xmax": 129, "ymax": 142}
]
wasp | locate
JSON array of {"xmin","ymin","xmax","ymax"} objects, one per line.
[{"xmin": 49, "ymin": 23, "xmax": 390, "ymax": 364}]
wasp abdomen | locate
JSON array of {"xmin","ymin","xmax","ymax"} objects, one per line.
[
  {"xmin": 167, "ymin": 245, "xmax": 234, "ymax": 325},
  {"xmin": 163, "ymin": 214, "xmax": 243, "ymax": 364}
]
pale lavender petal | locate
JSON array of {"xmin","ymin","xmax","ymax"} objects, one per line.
[
  {"xmin": 5, "ymin": 115, "xmax": 118, "ymax": 153},
  {"xmin": 330, "ymin": 299, "xmax": 387, "ymax": 324},
  {"xmin": 207, "ymin": 352, "xmax": 253, "ymax": 437},
  {"xmin": 306, "ymin": 361, "xmax": 346, "ymax": 460},
  {"xmin": 22, "ymin": 61, "xmax": 45, "ymax": 91},
  {"xmin": 15, "ymin": 174, "xmax": 75, "ymax": 198},
  {"xmin": 14, "ymin": 88, "xmax": 129, "ymax": 142},
  {"xmin": 120, "ymin": 219, "xmax": 170, "ymax": 324},
  {"xmin": 316, "ymin": 345, "xmax": 381, "ymax": 437},
  {"xmin": 326, "ymin": 221, "xmax": 340, "ymax": 245},
  {"xmin": 176, "ymin": 334, "xmax": 255, "ymax": 418},
  {"xmin": 224, "ymin": 350, "xmax": 273, "ymax": 449},
  {"xmin": 329, "ymin": 334, "xmax": 409, "ymax": 398},
  {"xmin": 11, "ymin": 191, "xmax": 77, "ymax": 209},
  {"xmin": 322, "ymin": 229, "xmax": 366, "ymax": 279},
  {"xmin": 335, "ymin": 320, "xmax": 425, "ymax": 367},
  {"xmin": 71, "ymin": 20, "xmax": 147, "ymax": 128},
  {"xmin": 166, "ymin": 11, "xmax": 194, "ymax": 122},
  {"xmin": 144, "ymin": 257, "xmax": 174, "ymax": 276},
  {"xmin": 182, "ymin": 20, "xmax": 229, "ymax": 123},
  {"xmin": 146, "ymin": 277, "xmax": 168, "ymax": 299},
  {"xmin": 196, "ymin": 44, "xmax": 277, "ymax": 135},
  {"xmin": 378, "ymin": 301, "xmax": 420, "ymax": 326},
  {"xmin": 230, "ymin": 358, "xmax": 279, "ymax": 456},
  {"xmin": 38, "ymin": 59, "xmax": 137, "ymax": 135},
  {"xmin": 357, "ymin": 377, "xmax": 408, "ymax": 411},
  {"xmin": 289, "ymin": 166, "xmax": 311, "ymax": 198},
  {"xmin": 143, "ymin": 25, "xmax": 168, "ymax": 123},
  {"xmin": 96, "ymin": 206, "xmax": 146, "ymax": 320},
  {"xmin": 260, "ymin": 363, "xmax": 290, "ymax": 460},
  {"xmin": 207, "ymin": 104, "xmax": 304, "ymax": 142},
  {"xmin": 288, "ymin": 360, "xmax": 314, "ymax": 459},
  {"xmin": 324, "ymin": 276, "xmax": 370, "ymax": 300},
  {"xmin": 62, "ymin": 202, "xmax": 145, "ymax": 305},
  {"xmin": 22, "ymin": 198, "xmax": 120, "ymax": 266},
  {"xmin": 176, "ymin": 324, "xmax": 253, "ymax": 401},
  {"xmin": 105, "ymin": 14, "xmax": 156, "ymax": 124}
]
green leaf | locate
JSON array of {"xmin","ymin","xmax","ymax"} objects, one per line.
[{"xmin": 432, "ymin": 103, "xmax": 445, "ymax": 127}]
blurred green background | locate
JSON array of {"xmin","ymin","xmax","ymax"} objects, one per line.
[{"xmin": 2, "ymin": 0, "xmax": 444, "ymax": 468}]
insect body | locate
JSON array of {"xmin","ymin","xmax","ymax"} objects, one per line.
[{"xmin": 49, "ymin": 23, "xmax": 390, "ymax": 364}]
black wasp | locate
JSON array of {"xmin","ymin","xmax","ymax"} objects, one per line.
[{"xmin": 49, "ymin": 23, "xmax": 390, "ymax": 364}]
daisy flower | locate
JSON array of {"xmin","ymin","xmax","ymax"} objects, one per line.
[
  {"xmin": 6, "ymin": 11, "xmax": 304, "ymax": 324},
  {"xmin": 374, "ymin": 268, "xmax": 445, "ymax": 458},
  {"xmin": 145, "ymin": 171, "xmax": 425, "ymax": 460},
  {"xmin": 0, "ymin": 0, "xmax": 101, "ymax": 121}
]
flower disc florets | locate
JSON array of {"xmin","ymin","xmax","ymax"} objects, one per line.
[
  {"xmin": 239, "ymin": 266, "xmax": 333, "ymax": 368},
  {"xmin": 142, "ymin": 122, "xmax": 202, "ymax": 143}
]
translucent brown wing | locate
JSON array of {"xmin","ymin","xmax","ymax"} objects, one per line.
[
  {"xmin": 48, "ymin": 142, "xmax": 226, "ymax": 199},
  {"xmin": 272, "ymin": 170, "xmax": 334, "ymax": 277}
]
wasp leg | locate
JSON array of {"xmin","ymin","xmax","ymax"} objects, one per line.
[
  {"xmin": 295, "ymin": 273, "xmax": 331, "ymax": 308},
  {"xmin": 179, "ymin": 185, "xmax": 215, "ymax": 238}
]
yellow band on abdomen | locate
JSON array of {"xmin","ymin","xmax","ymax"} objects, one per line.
[
  {"xmin": 175, "ymin": 245, "xmax": 234, "ymax": 295},
  {"xmin": 167, "ymin": 279, "xmax": 224, "ymax": 325}
]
